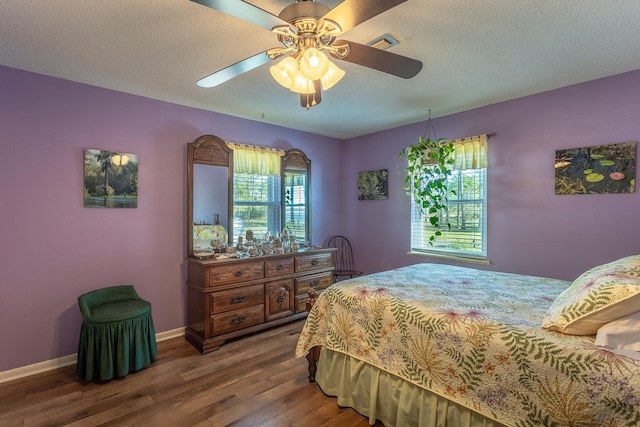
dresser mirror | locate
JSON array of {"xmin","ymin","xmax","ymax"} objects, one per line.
[
  {"xmin": 187, "ymin": 135, "xmax": 233, "ymax": 257},
  {"xmin": 281, "ymin": 149, "xmax": 311, "ymax": 244},
  {"xmin": 187, "ymin": 136, "xmax": 313, "ymax": 257}
]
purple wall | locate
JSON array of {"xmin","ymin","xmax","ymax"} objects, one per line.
[
  {"xmin": 0, "ymin": 65, "xmax": 343, "ymax": 372},
  {"xmin": 2, "ymin": 64, "xmax": 640, "ymax": 374},
  {"xmin": 342, "ymin": 70, "xmax": 640, "ymax": 281}
]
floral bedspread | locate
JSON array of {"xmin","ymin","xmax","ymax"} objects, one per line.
[{"xmin": 295, "ymin": 263, "xmax": 640, "ymax": 427}]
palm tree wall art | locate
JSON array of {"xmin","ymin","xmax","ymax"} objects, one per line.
[{"xmin": 84, "ymin": 148, "xmax": 138, "ymax": 208}]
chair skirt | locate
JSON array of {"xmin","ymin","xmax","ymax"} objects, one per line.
[{"xmin": 77, "ymin": 312, "xmax": 157, "ymax": 381}]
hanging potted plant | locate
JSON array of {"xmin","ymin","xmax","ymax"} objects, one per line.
[{"xmin": 399, "ymin": 121, "xmax": 456, "ymax": 245}]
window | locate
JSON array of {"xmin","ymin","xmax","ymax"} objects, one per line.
[
  {"xmin": 410, "ymin": 135, "xmax": 488, "ymax": 260},
  {"xmin": 233, "ymin": 173, "xmax": 281, "ymax": 242},
  {"xmin": 229, "ymin": 143, "xmax": 284, "ymax": 243}
]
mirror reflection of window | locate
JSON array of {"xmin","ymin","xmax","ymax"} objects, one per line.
[{"xmin": 283, "ymin": 171, "xmax": 307, "ymax": 242}]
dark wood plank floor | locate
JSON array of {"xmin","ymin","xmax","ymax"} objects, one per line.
[{"xmin": 0, "ymin": 320, "xmax": 383, "ymax": 427}]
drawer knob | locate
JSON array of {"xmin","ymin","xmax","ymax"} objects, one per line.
[
  {"xmin": 311, "ymin": 259, "xmax": 319, "ymax": 266},
  {"xmin": 310, "ymin": 280, "xmax": 320, "ymax": 287},
  {"xmin": 232, "ymin": 315, "xmax": 246, "ymax": 325},
  {"xmin": 235, "ymin": 270, "xmax": 243, "ymax": 277},
  {"xmin": 277, "ymin": 295, "xmax": 285, "ymax": 304},
  {"xmin": 231, "ymin": 296, "xmax": 246, "ymax": 304},
  {"xmin": 277, "ymin": 264, "xmax": 286, "ymax": 270}
]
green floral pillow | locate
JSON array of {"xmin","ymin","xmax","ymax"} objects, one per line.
[{"xmin": 541, "ymin": 255, "xmax": 640, "ymax": 335}]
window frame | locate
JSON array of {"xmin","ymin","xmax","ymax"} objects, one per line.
[
  {"xmin": 410, "ymin": 166, "xmax": 488, "ymax": 262},
  {"xmin": 232, "ymin": 172, "xmax": 281, "ymax": 243}
]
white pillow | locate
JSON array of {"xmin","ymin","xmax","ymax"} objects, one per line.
[
  {"xmin": 541, "ymin": 255, "xmax": 640, "ymax": 335},
  {"xmin": 595, "ymin": 311, "xmax": 640, "ymax": 360}
]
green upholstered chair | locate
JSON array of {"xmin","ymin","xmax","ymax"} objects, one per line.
[{"xmin": 77, "ymin": 285, "xmax": 157, "ymax": 381}]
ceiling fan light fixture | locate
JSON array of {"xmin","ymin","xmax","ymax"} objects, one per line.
[
  {"xmin": 193, "ymin": 0, "xmax": 423, "ymax": 109},
  {"xmin": 320, "ymin": 61, "xmax": 345, "ymax": 90},
  {"xmin": 269, "ymin": 56, "xmax": 298, "ymax": 89},
  {"xmin": 299, "ymin": 48, "xmax": 329, "ymax": 81},
  {"xmin": 290, "ymin": 72, "xmax": 316, "ymax": 94}
]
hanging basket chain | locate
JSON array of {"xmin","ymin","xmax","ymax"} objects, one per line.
[
  {"xmin": 422, "ymin": 109, "xmax": 438, "ymax": 141},
  {"xmin": 399, "ymin": 109, "xmax": 456, "ymax": 245}
]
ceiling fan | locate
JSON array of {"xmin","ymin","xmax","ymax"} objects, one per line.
[{"xmin": 191, "ymin": 0, "xmax": 423, "ymax": 108}]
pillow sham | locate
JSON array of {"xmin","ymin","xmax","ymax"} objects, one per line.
[
  {"xmin": 595, "ymin": 311, "xmax": 640, "ymax": 360},
  {"xmin": 541, "ymin": 255, "xmax": 640, "ymax": 335}
]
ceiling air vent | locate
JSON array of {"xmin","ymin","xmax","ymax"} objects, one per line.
[{"xmin": 367, "ymin": 34, "xmax": 399, "ymax": 50}]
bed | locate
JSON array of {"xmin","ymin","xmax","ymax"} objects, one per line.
[{"xmin": 296, "ymin": 258, "xmax": 640, "ymax": 427}]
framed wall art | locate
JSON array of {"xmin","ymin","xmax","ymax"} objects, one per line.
[
  {"xmin": 357, "ymin": 169, "xmax": 388, "ymax": 200},
  {"xmin": 555, "ymin": 142, "xmax": 635, "ymax": 195},
  {"xmin": 84, "ymin": 149, "xmax": 138, "ymax": 208}
]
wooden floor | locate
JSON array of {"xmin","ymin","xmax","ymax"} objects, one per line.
[{"xmin": 0, "ymin": 320, "xmax": 383, "ymax": 427}]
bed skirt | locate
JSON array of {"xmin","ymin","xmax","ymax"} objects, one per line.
[{"xmin": 316, "ymin": 348, "xmax": 507, "ymax": 427}]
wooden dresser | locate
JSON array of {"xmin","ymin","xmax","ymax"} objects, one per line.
[{"xmin": 185, "ymin": 248, "xmax": 335, "ymax": 353}]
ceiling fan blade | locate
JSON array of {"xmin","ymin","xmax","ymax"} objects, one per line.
[
  {"xmin": 197, "ymin": 51, "xmax": 273, "ymax": 88},
  {"xmin": 321, "ymin": 0, "xmax": 408, "ymax": 33},
  {"xmin": 191, "ymin": 0, "xmax": 288, "ymax": 31},
  {"xmin": 330, "ymin": 40, "xmax": 422, "ymax": 79}
]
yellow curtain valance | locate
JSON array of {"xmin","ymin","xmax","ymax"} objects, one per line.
[
  {"xmin": 226, "ymin": 142, "xmax": 284, "ymax": 175},
  {"xmin": 451, "ymin": 134, "xmax": 488, "ymax": 170}
]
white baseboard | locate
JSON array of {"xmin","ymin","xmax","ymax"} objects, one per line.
[
  {"xmin": 0, "ymin": 354, "xmax": 78, "ymax": 384},
  {"xmin": 155, "ymin": 326, "xmax": 186, "ymax": 342},
  {"xmin": 0, "ymin": 327, "xmax": 186, "ymax": 384}
]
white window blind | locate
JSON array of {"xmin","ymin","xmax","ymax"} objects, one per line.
[{"xmin": 234, "ymin": 173, "xmax": 281, "ymax": 242}]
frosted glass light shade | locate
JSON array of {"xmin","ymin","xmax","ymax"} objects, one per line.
[
  {"xmin": 299, "ymin": 48, "xmax": 329, "ymax": 81},
  {"xmin": 320, "ymin": 61, "xmax": 345, "ymax": 90},
  {"xmin": 290, "ymin": 72, "xmax": 316, "ymax": 94},
  {"xmin": 270, "ymin": 56, "xmax": 298, "ymax": 89}
]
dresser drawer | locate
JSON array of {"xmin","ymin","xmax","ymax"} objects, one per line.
[
  {"xmin": 211, "ymin": 304, "xmax": 264, "ymax": 335},
  {"xmin": 207, "ymin": 261, "xmax": 264, "ymax": 286},
  {"xmin": 296, "ymin": 253, "xmax": 333, "ymax": 272},
  {"xmin": 265, "ymin": 279, "xmax": 294, "ymax": 321},
  {"xmin": 296, "ymin": 272, "xmax": 334, "ymax": 295},
  {"xmin": 265, "ymin": 257, "xmax": 295, "ymax": 277},
  {"xmin": 209, "ymin": 284, "xmax": 264, "ymax": 314}
]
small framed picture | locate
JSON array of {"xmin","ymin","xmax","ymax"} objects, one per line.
[
  {"xmin": 358, "ymin": 169, "xmax": 388, "ymax": 200},
  {"xmin": 84, "ymin": 149, "xmax": 138, "ymax": 208}
]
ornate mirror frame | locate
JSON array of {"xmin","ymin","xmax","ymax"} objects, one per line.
[{"xmin": 187, "ymin": 135, "xmax": 233, "ymax": 257}]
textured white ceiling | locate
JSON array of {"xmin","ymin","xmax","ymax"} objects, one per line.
[{"xmin": 2, "ymin": 0, "xmax": 640, "ymax": 139}]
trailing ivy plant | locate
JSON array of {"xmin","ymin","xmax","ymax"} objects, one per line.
[{"xmin": 399, "ymin": 136, "xmax": 456, "ymax": 245}]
